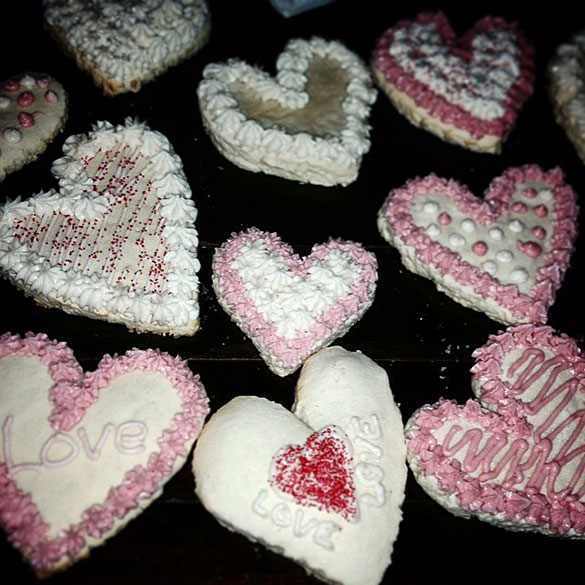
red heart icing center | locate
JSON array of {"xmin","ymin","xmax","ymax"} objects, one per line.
[{"xmin": 270, "ymin": 426, "xmax": 357, "ymax": 521}]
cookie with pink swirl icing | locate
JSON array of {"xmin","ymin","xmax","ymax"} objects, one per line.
[
  {"xmin": 0, "ymin": 331, "xmax": 209, "ymax": 575},
  {"xmin": 372, "ymin": 12, "xmax": 534, "ymax": 153},
  {"xmin": 212, "ymin": 228, "xmax": 378, "ymax": 376},
  {"xmin": 0, "ymin": 118, "xmax": 201, "ymax": 336},
  {"xmin": 377, "ymin": 165, "xmax": 578, "ymax": 325},
  {"xmin": 0, "ymin": 73, "xmax": 67, "ymax": 182},
  {"xmin": 406, "ymin": 324, "xmax": 585, "ymax": 538}
]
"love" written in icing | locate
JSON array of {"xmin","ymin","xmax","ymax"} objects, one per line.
[{"xmin": 1, "ymin": 415, "xmax": 148, "ymax": 474}]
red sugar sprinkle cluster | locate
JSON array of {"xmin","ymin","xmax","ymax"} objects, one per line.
[{"xmin": 270, "ymin": 427, "xmax": 357, "ymax": 521}]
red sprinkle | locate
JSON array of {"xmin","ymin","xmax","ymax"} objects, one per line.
[
  {"xmin": 18, "ymin": 91, "xmax": 35, "ymax": 107},
  {"xmin": 44, "ymin": 89, "xmax": 58, "ymax": 104},
  {"xmin": 18, "ymin": 112, "xmax": 35, "ymax": 128},
  {"xmin": 3, "ymin": 79, "xmax": 20, "ymax": 92},
  {"xmin": 534, "ymin": 204, "xmax": 548, "ymax": 218},
  {"xmin": 532, "ymin": 226, "xmax": 546, "ymax": 240},
  {"xmin": 438, "ymin": 212, "xmax": 452, "ymax": 226},
  {"xmin": 518, "ymin": 240, "xmax": 542, "ymax": 258},
  {"xmin": 472, "ymin": 241, "xmax": 488, "ymax": 256}
]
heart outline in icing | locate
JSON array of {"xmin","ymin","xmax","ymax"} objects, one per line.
[
  {"xmin": 0, "ymin": 331, "xmax": 209, "ymax": 574},
  {"xmin": 0, "ymin": 118, "xmax": 201, "ymax": 336},
  {"xmin": 377, "ymin": 165, "xmax": 578, "ymax": 325},
  {"xmin": 406, "ymin": 325, "xmax": 585, "ymax": 537},
  {"xmin": 212, "ymin": 227, "xmax": 378, "ymax": 376},
  {"xmin": 198, "ymin": 37, "xmax": 377, "ymax": 186},
  {"xmin": 372, "ymin": 12, "xmax": 534, "ymax": 153}
]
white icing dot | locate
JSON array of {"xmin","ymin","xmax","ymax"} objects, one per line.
[
  {"xmin": 540, "ymin": 189, "xmax": 553, "ymax": 200},
  {"xmin": 423, "ymin": 201, "xmax": 439, "ymax": 214},
  {"xmin": 461, "ymin": 219, "xmax": 476, "ymax": 232},
  {"xmin": 2, "ymin": 128, "xmax": 22, "ymax": 143},
  {"xmin": 449, "ymin": 234, "xmax": 465, "ymax": 247},
  {"xmin": 510, "ymin": 268, "xmax": 528, "ymax": 283},
  {"xmin": 509, "ymin": 219, "xmax": 524, "ymax": 233},
  {"xmin": 0, "ymin": 96, "xmax": 10, "ymax": 109},
  {"xmin": 496, "ymin": 250, "xmax": 513, "ymax": 263},
  {"xmin": 426, "ymin": 223, "xmax": 440, "ymax": 237},
  {"xmin": 488, "ymin": 227, "xmax": 504, "ymax": 240},
  {"xmin": 20, "ymin": 74, "xmax": 36, "ymax": 89},
  {"xmin": 482, "ymin": 261, "xmax": 498, "ymax": 275}
]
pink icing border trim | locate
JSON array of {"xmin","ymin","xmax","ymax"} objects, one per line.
[
  {"xmin": 406, "ymin": 325, "xmax": 585, "ymax": 536},
  {"xmin": 379, "ymin": 165, "xmax": 578, "ymax": 323},
  {"xmin": 0, "ymin": 332, "xmax": 209, "ymax": 572},
  {"xmin": 212, "ymin": 228, "xmax": 377, "ymax": 374},
  {"xmin": 372, "ymin": 12, "xmax": 534, "ymax": 140}
]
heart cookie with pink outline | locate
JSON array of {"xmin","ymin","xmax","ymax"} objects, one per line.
[
  {"xmin": 372, "ymin": 12, "xmax": 534, "ymax": 153},
  {"xmin": 0, "ymin": 118, "xmax": 201, "ymax": 336},
  {"xmin": 406, "ymin": 325, "xmax": 585, "ymax": 537},
  {"xmin": 377, "ymin": 165, "xmax": 578, "ymax": 325},
  {"xmin": 212, "ymin": 228, "xmax": 378, "ymax": 376},
  {"xmin": 193, "ymin": 346, "xmax": 407, "ymax": 585},
  {"xmin": 0, "ymin": 332, "xmax": 209, "ymax": 574}
]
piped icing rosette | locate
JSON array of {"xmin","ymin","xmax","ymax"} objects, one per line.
[
  {"xmin": 0, "ymin": 118, "xmax": 201, "ymax": 336},
  {"xmin": 43, "ymin": 0, "xmax": 211, "ymax": 96},
  {"xmin": 212, "ymin": 228, "xmax": 378, "ymax": 375},
  {"xmin": 198, "ymin": 37, "xmax": 376, "ymax": 186}
]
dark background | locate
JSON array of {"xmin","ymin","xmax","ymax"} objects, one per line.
[{"xmin": 1, "ymin": 1, "xmax": 584, "ymax": 583}]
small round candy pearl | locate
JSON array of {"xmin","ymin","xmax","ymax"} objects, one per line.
[
  {"xmin": 510, "ymin": 268, "xmax": 528, "ymax": 283},
  {"xmin": 482, "ymin": 261, "xmax": 498, "ymax": 275},
  {"xmin": 488, "ymin": 227, "xmax": 504, "ymax": 240},
  {"xmin": 472, "ymin": 241, "xmax": 488, "ymax": 256},
  {"xmin": 461, "ymin": 219, "xmax": 476, "ymax": 232},
  {"xmin": 522, "ymin": 187, "xmax": 538, "ymax": 199},
  {"xmin": 532, "ymin": 226, "xmax": 546, "ymax": 240},
  {"xmin": 511, "ymin": 202, "xmax": 528, "ymax": 213},
  {"xmin": 518, "ymin": 241, "xmax": 543, "ymax": 258},
  {"xmin": 19, "ymin": 74, "xmax": 36, "ymax": 89},
  {"xmin": 0, "ymin": 96, "xmax": 10, "ymax": 109},
  {"xmin": 449, "ymin": 234, "xmax": 465, "ymax": 247},
  {"xmin": 540, "ymin": 189, "xmax": 553, "ymax": 200},
  {"xmin": 426, "ymin": 224, "xmax": 440, "ymax": 237},
  {"xmin": 509, "ymin": 219, "xmax": 524, "ymax": 233},
  {"xmin": 423, "ymin": 201, "xmax": 439, "ymax": 214},
  {"xmin": 438, "ymin": 212, "xmax": 452, "ymax": 226},
  {"xmin": 496, "ymin": 250, "xmax": 513, "ymax": 263},
  {"xmin": 534, "ymin": 205, "xmax": 548, "ymax": 218},
  {"xmin": 2, "ymin": 127, "xmax": 22, "ymax": 143}
]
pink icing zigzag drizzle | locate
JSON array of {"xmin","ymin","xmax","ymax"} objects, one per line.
[{"xmin": 0, "ymin": 332, "xmax": 209, "ymax": 571}]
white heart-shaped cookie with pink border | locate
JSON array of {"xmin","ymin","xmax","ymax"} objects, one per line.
[
  {"xmin": 193, "ymin": 346, "xmax": 407, "ymax": 585},
  {"xmin": 377, "ymin": 165, "xmax": 578, "ymax": 325},
  {"xmin": 372, "ymin": 12, "xmax": 534, "ymax": 153},
  {"xmin": 212, "ymin": 228, "xmax": 378, "ymax": 376},
  {"xmin": 406, "ymin": 325, "xmax": 585, "ymax": 537},
  {"xmin": 0, "ymin": 332, "xmax": 209, "ymax": 574},
  {"xmin": 0, "ymin": 118, "xmax": 201, "ymax": 336}
]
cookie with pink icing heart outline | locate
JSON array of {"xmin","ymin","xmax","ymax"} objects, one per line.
[
  {"xmin": 0, "ymin": 118, "xmax": 201, "ymax": 336},
  {"xmin": 0, "ymin": 331, "xmax": 209, "ymax": 575},
  {"xmin": 372, "ymin": 12, "xmax": 534, "ymax": 153},
  {"xmin": 377, "ymin": 165, "xmax": 578, "ymax": 325},
  {"xmin": 193, "ymin": 346, "xmax": 407, "ymax": 585},
  {"xmin": 406, "ymin": 324, "xmax": 585, "ymax": 537},
  {"xmin": 1, "ymin": 73, "xmax": 67, "ymax": 182},
  {"xmin": 212, "ymin": 227, "xmax": 378, "ymax": 376}
]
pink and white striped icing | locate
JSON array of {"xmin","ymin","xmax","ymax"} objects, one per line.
[
  {"xmin": 0, "ymin": 332, "xmax": 209, "ymax": 572},
  {"xmin": 406, "ymin": 324, "xmax": 585, "ymax": 537},
  {"xmin": 378, "ymin": 165, "xmax": 578, "ymax": 324},
  {"xmin": 372, "ymin": 12, "xmax": 534, "ymax": 141},
  {"xmin": 212, "ymin": 228, "xmax": 377, "ymax": 376}
]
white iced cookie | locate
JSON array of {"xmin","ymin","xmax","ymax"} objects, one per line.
[
  {"xmin": 198, "ymin": 37, "xmax": 377, "ymax": 186},
  {"xmin": 193, "ymin": 346, "xmax": 407, "ymax": 585},
  {"xmin": 43, "ymin": 0, "xmax": 211, "ymax": 96},
  {"xmin": 0, "ymin": 73, "xmax": 67, "ymax": 182}
]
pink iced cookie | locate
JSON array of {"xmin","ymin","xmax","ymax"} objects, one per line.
[
  {"xmin": 212, "ymin": 228, "xmax": 378, "ymax": 376},
  {"xmin": 372, "ymin": 12, "xmax": 534, "ymax": 153},
  {"xmin": 406, "ymin": 325, "xmax": 585, "ymax": 538},
  {"xmin": 193, "ymin": 346, "xmax": 407, "ymax": 585},
  {"xmin": 0, "ymin": 332, "xmax": 209, "ymax": 575},
  {"xmin": 0, "ymin": 73, "xmax": 68, "ymax": 182},
  {"xmin": 0, "ymin": 118, "xmax": 201, "ymax": 336},
  {"xmin": 377, "ymin": 165, "xmax": 578, "ymax": 325}
]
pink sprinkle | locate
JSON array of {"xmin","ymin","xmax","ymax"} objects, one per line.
[
  {"xmin": 511, "ymin": 202, "xmax": 527, "ymax": 214},
  {"xmin": 438, "ymin": 212, "xmax": 452, "ymax": 226},
  {"xmin": 522, "ymin": 187, "xmax": 538, "ymax": 199},
  {"xmin": 534, "ymin": 205, "xmax": 548, "ymax": 218},
  {"xmin": 18, "ymin": 91, "xmax": 35, "ymax": 107},
  {"xmin": 18, "ymin": 112, "xmax": 35, "ymax": 128},
  {"xmin": 3, "ymin": 79, "xmax": 20, "ymax": 92},
  {"xmin": 37, "ymin": 76, "xmax": 52, "ymax": 89},
  {"xmin": 44, "ymin": 90, "xmax": 59, "ymax": 104},
  {"xmin": 532, "ymin": 226, "xmax": 546, "ymax": 240},
  {"xmin": 518, "ymin": 241, "xmax": 542, "ymax": 258},
  {"xmin": 472, "ymin": 241, "xmax": 488, "ymax": 256}
]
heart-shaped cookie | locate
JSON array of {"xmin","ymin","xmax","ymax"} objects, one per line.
[
  {"xmin": 549, "ymin": 30, "xmax": 585, "ymax": 164},
  {"xmin": 372, "ymin": 12, "xmax": 534, "ymax": 153},
  {"xmin": 406, "ymin": 325, "xmax": 585, "ymax": 537},
  {"xmin": 377, "ymin": 165, "xmax": 578, "ymax": 325},
  {"xmin": 1, "ymin": 73, "xmax": 68, "ymax": 182},
  {"xmin": 198, "ymin": 37, "xmax": 376, "ymax": 186},
  {"xmin": 0, "ymin": 118, "xmax": 201, "ymax": 336},
  {"xmin": 212, "ymin": 227, "xmax": 378, "ymax": 376},
  {"xmin": 193, "ymin": 346, "xmax": 407, "ymax": 585},
  {"xmin": 0, "ymin": 331, "xmax": 209, "ymax": 574},
  {"xmin": 43, "ymin": 0, "xmax": 211, "ymax": 96}
]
